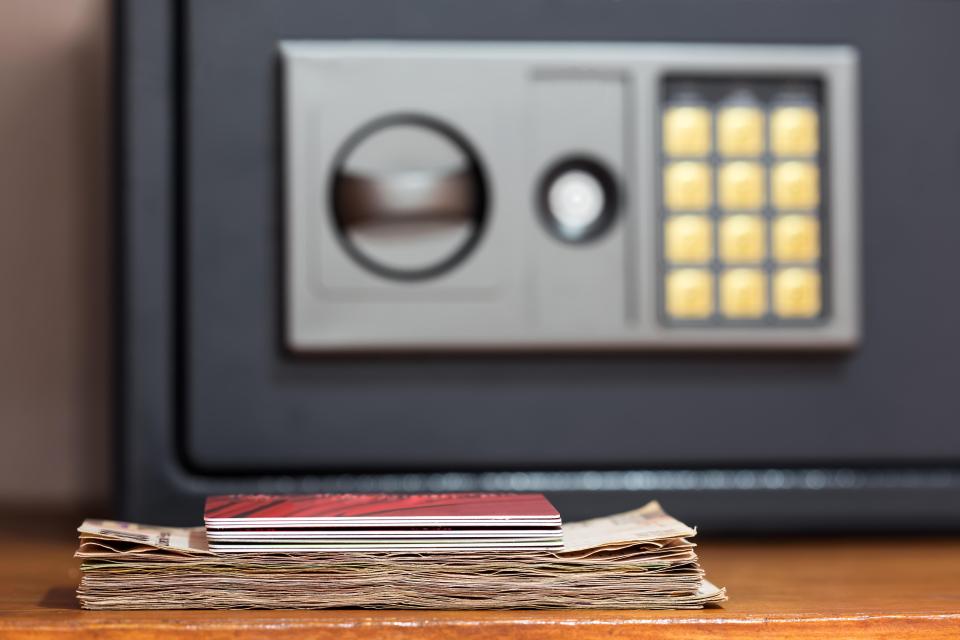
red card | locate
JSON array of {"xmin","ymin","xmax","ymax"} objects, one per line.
[{"xmin": 205, "ymin": 493, "xmax": 560, "ymax": 525}]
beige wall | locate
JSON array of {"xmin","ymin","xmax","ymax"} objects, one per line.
[{"xmin": 0, "ymin": 0, "xmax": 110, "ymax": 508}]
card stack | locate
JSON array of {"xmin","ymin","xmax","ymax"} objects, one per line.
[{"xmin": 203, "ymin": 493, "xmax": 564, "ymax": 552}]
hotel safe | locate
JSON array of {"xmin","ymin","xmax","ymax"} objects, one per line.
[{"xmin": 117, "ymin": 0, "xmax": 960, "ymax": 531}]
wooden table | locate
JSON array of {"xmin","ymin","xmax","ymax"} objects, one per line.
[{"xmin": 2, "ymin": 525, "xmax": 959, "ymax": 639}]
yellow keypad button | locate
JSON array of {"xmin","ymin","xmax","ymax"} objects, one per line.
[
  {"xmin": 666, "ymin": 269, "xmax": 714, "ymax": 319},
  {"xmin": 774, "ymin": 215, "xmax": 820, "ymax": 262},
  {"xmin": 771, "ymin": 106, "xmax": 819, "ymax": 157},
  {"xmin": 663, "ymin": 106, "xmax": 712, "ymax": 157},
  {"xmin": 773, "ymin": 268, "xmax": 821, "ymax": 318},
  {"xmin": 665, "ymin": 215, "xmax": 712, "ymax": 264},
  {"xmin": 717, "ymin": 106, "xmax": 764, "ymax": 157},
  {"xmin": 719, "ymin": 215, "xmax": 766, "ymax": 263},
  {"xmin": 721, "ymin": 269, "xmax": 768, "ymax": 318},
  {"xmin": 664, "ymin": 162, "xmax": 712, "ymax": 211},
  {"xmin": 719, "ymin": 162, "xmax": 765, "ymax": 210},
  {"xmin": 772, "ymin": 161, "xmax": 819, "ymax": 210}
]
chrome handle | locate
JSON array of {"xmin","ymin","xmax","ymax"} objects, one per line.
[{"xmin": 335, "ymin": 169, "xmax": 478, "ymax": 229}]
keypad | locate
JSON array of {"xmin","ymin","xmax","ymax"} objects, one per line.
[{"xmin": 661, "ymin": 80, "xmax": 825, "ymax": 324}]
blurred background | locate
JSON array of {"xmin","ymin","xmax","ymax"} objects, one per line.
[
  {"xmin": 0, "ymin": 0, "xmax": 110, "ymax": 515},
  {"xmin": 2, "ymin": 0, "xmax": 958, "ymax": 532}
]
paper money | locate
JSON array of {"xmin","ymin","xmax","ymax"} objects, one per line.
[{"xmin": 75, "ymin": 501, "xmax": 726, "ymax": 610}]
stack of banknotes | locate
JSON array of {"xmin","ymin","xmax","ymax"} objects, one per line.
[{"xmin": 75, "ymin": 499, "xmax": 725, "ymax": 610}]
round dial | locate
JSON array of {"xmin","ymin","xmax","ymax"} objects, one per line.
[{"xmin": 331, "ymin": 117, "xmax": 487, "ymax": 280}]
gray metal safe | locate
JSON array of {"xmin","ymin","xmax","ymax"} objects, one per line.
[{"xmin": 118, "ymin": 0, "xmax": 960, "ymax": 531}]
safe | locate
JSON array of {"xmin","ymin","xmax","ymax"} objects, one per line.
[{"xmin": 117, "ymin": 0, "xmax": 960, "ymax": 531}]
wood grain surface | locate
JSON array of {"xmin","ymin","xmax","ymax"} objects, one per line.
[{"xmin": 1, "ymin": 524, "xmax": 959, "ymax": 639}]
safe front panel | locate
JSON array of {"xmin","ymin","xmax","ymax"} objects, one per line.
[
  {"xmin": 282, "ymin": 43, "xmax": 858, "ymax": 350},
  {"xmin": 118, "ymin": 0, "xmax": 960, "ymax": 529}
]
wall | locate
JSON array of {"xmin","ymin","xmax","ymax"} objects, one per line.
[{"xmin": 0, "ymin": 0, "xmax": 110, "ymax": 509}]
